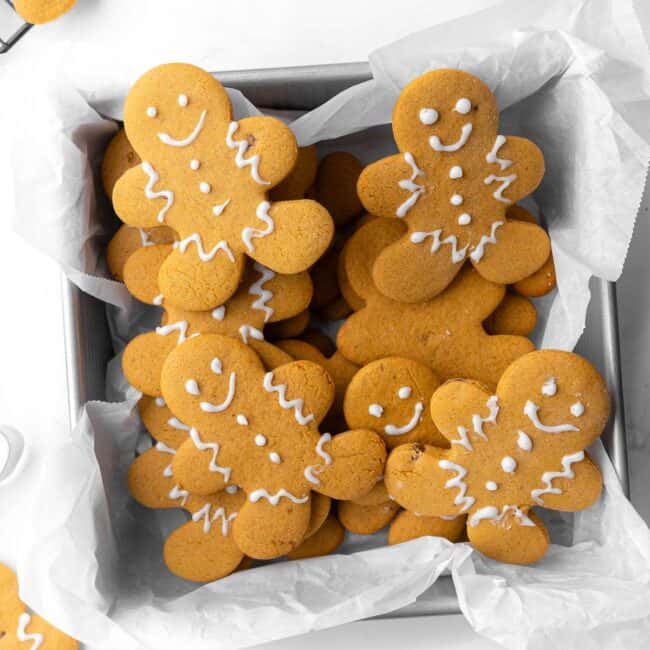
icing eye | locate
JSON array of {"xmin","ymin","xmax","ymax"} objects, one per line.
[
  {"xmin": 185, "ymin": 379, "xmax": 200, "ymax": 396},
  {"xmin": 210, "ymin": 358, "xmax": 222, "ymax": 374},
  {"xmin": 236, "ymin": 414, "xmax": 248, "ymax": 426},
  {"xmin": 419, "ymin": 108, "xmax": 439, "ymax": 125},
  {"xmin": 146, "ymin": 106, "xmax": 157, "ymax": 118},
  {"xmin": 570, "ymin": 402, "xmax": 585, "ymax": 417},
  {"xmin": 369, "ymin": 404, "xmax": 384, "ymax": 417},
  {"xmin": 454, "ymin": 98, "xmax": 472, "ymax": 114},
  {"xmin": 397, "ymin": 386, "xmax": 412, "ymax": 399},
  {"xmin": 178, "ymin": 94, "xmax": 189, "ymax": 107}
]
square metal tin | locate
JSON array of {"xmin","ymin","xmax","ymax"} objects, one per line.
[{"xmin": 61, "ymin": 62, "xmax": 630, "ymax": 618}]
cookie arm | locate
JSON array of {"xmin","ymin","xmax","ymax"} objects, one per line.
[
  {"xmin": 243, "ymin": 199, "xmax": 334, "ymax": 274},
  {"xmin": 471, "ymin": 220, "xmax": 551, "ymax": 285},
  {"xmin": 123, "ymin": 330, "xmax": 178, "ymax": 397},
  {"xmin": 357, "ymin": 154, "xmax": 419, "ymax": 220},
  {"xmin": 312, "ymin": 429, "xmax": 386, "ymax": 500},
  {"xmin": 485, "ymin": 136, "xmax": 545, "ymax": 204},
  {"xmin": 529, "ymin": 452, "xmax": 603, "ymax": 511},
  {"xmin": 127, "ymin": 448, "xmax": 181, "ymax": 509},
  {"xmin": 113, "ymin": 164, "xmax": 173, "ymax": 229},
  {"xmin": 265, "ymin": 270, "xmax": 313, "ymax": 322},
  {"xmin": 232, "ymin": 116, "xmax": 299, "ymax": 189},
  {"xmin": 384, "ymin": 444, "xmax": 468, "ymax": 517},
  {"xmin": 123, "ymin": 244, "xmax": 172, "ymax": 304}
]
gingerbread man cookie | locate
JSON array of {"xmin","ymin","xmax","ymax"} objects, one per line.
[
  {"xmin": 337, "ymin": 218, "xmax": 534, "ymax": 387},
  {"xmin": 269, "ymin": 145, "xmax": 318, "ymax": 201},
  {"xmin": 161, "ymin": 334, "xmax": 386, "ymax": 559},
  {"xmin": 358, "ymin": 69, "xmax": 549, "ymax": 303},
  {"xmin": 123, "ymin": 261, "xmax": 312, "ymax": 396},
  {"xmin": 385, "ymin": 350, "xmax": 609, "ymax": 564},
  {"xmin": 113, "ymin": 63, "xmax": 333, "ymax": 311},
  {"xmin": 0, "ymin": 563, "xmax": 78, "ymax": 648}
]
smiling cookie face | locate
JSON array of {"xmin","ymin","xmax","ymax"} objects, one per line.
[
  {"xmin": 344, "ymin": 357, "xmax": 447, "ymax": 449},
  {"xmin": 393, "ymin": 69, "xmax": 498, "ymax": 160}
]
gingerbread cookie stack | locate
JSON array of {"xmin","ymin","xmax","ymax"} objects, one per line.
[{"xmin": 104, "ymin": 63, "xmax": 608, "ymax": 579}]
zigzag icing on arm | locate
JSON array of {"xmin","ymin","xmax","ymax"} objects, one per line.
[
  {"xmin": 242, "ymin": 201, "xmax": 275, "ymax": 253},
  {"xmin": 249, "ymin": 263, "xmax": 275, "ymax": 322},
  {"xmin": 484, "ymin": 174, "xmax": 517, "ymax": 203},
  {"xmin": 263, "ymin": 371, "xmax": 314, "ymax": 425},
  {"xmin": 226, "ymin": 121, "xmax": 270, "ymax": 185},
  {"xmin": 304, "ymin": 432, "xmax": 332, "ymax": 485},
  {"xmin": 472, "ymin": 395, "xmax": 499, "ymax": 439},
  {"xmin": 531, "ymin": 451, "xmax": 585, "ymax": 505},
  {"xmin": 438, "ymin": 459, "xmax": 475, "ymax": 513},
  {"xmin": 468, "ymin": 504, "xmax": 535, "ymax": 528},
  {"xmin": 239, "ymin": 324, "xmax": 264, "ymax": 344},
  {"xmin": 17, "ymin": 613, "xmax": 43, "ymax": 650},
  {"xmin": 168, "ymin": 484, "xmax": 189, "ymax": 506},
  {"xmin": 155, "ymin": 320, "xmax": 192, "ymax": 344},
  {"xmin": 188, "ymin": 428, "xmax": 232, "ymax": 482},
  {"xmin": 469, "ymin": 221, "xmax": 504, "ymax": 263},
  {"xmin": 396, "ymin": 152, "xmax": 424, "ymax": 217},
  {"xmin": 485, "ymin": 135, "xmax": 512, "ymax": 171},
  {"xmin": 141, "ymin": 161, "xmax": 174, "ymax": 223}
]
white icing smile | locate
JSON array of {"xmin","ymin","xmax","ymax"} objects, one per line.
[
  {"xmin": 384, "ymin": 402, "xmax": 424, "ymax": 435},
  {"xmin": 524, "ymin": 400, "xmax": 579, "ymax": 433},
  {"xmin": 158, "ymin": 109, "xmax": 207, "ymax": 147},
  {"xmin": 429, "ymin": 123, "xmax": 473, "ymax": 153},
  {"xmin": 200, "ymin": 372, "xmax": 236, "ymax": 413}
]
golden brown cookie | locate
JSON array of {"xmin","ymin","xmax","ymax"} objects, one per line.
[
  {"xmin": 276, "ymin": 339, "xmax": 359, "ymax": 433},
  {"xmin": 14, "ymin": 0, "xmax": 76, "ymax": 23},
  {"xmin": 338, "ymin": 499, "xmax": 400, "ymax": 535},
  {"xmin": 311, "ymin": 152, "xmax": 364, "ymax": 226},
  {"xmin": 102, "ymin": 128, "xmax": 142, "ymax": 198},
  {"xmin": 106, "ymin": 225, "xmax": 175, "ymax": 282},
  {"xmin": 114, "ymin": 63, "xmax": 333, "ymax": 311},
  {"xmin": 317, "ymin": 296, "xmax": 352, "ymax": 322},
  {"xmin": 506, "ymin": 205, "xmax": 556, "ymax": 297},
  {"xmin": 123, "ymin": 262, "xmax": 311, "ymax": 395},
  {"xmin": 484, "ymin": 294, "xmax": 537, "ymax": 337},
  {"xmin": 385, "ymin": 350, "xmax": 609, "ymax": 564},
  {"xmin": 337, "ymin": 218, "xmax": 535, "ymax": 388},
  {"xmin": 388, "ymin": 511, "xmax": 466, "ymax": 545},
  {"xmin": 161, "ymin": 334, "xmax": 386, "ymax": 559},
  {"xmin": 0, "ymin": 563, "xmax": 78, "ymax": 648},
  {"xmin": 358, "ymin": 69, "xmax": 548, "ymax": 304},
  {"xmin": 266, "ymin": 309, "xmax": 310, "ymax": 340},
  {"xmin": 305, "ymin": 492, "xmax": 332, "ymax": 539},
  {"xmin": 344, "ymin": 357, "xmax": 447, "ymax": 450},
  {"xmin": 287, "ymin": 514, "xmax": 345, "ymax": 560},
  {"xmin": 269, "ymin": 145, "xmax": 318, "ymax": 201},
  {"xmin": 300, "ymin": 329, "xmax": 336, "ymax": 358}
]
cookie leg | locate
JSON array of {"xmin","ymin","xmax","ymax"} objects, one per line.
[
  {"xmin": 232, "ymin": 495, "xmax": 312, "ymax": 559},
  {"xmin": 466, "ymin": 509, "xmax": 549, "ymax": 565},
  {"xmin": 287, "ymin": 514, "xmax": 345, "ymax": 560},
  {"xmin": 373, "ymin": 235, "xmax": 462, "ymax": 303},
  {"xmin": 158, "ymin": 247, "xmax": 245, "ymax": 311},
  {"xmin": 164, "ymin": 518, "xmax": 244, "ymax": 582}
]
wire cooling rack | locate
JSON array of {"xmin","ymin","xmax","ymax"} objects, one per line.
[{"xmin": 0, "ymin": 0, "xmax": 32, "ymax": 53}]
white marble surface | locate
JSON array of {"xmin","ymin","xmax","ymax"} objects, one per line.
[{"xmin": 0, "ymin": 1, "xmax": 648, "ymax": 648}]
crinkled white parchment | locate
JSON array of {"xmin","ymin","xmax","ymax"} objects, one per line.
[{"xmin": 1, "ymin": 0, "xmax": 650, "ymax": 649}]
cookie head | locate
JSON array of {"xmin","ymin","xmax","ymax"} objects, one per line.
[
  {"xmin": 344, "ymin": 357, "xmax": 447, "ymax": 449},
  {"xmin": 393, "ymin": 69, "xmax": 498, "ymax": 158},
  {"xmin": 124, "ymin": 63, "xmax": 232, "ymax": 159}
]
